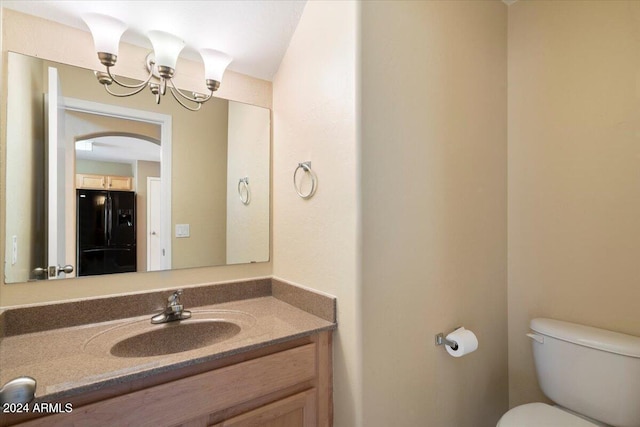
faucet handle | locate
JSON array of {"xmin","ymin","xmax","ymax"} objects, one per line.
[
  {"xmin": 168, "ymin": 289, "xmax": 183, "ymax": 305},
  {"xmin": 152, "ymin": 289, "xmax": 190, "ymax": 324}
]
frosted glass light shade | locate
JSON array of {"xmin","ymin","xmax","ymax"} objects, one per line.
[
  {"xmin": 200, "ymin": 49, "xmax": 233, "ymax": 82},
  {"xmin": 82, "ymin": 13, "xmax": 127, "ymax": 56},
  {"xmin": 148, "ymin": 31, "xmax": 185, "ymax": 70}
]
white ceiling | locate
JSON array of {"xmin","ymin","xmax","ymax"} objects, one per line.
[
  {"xmin": 1, "ymin": 0, "xmax": 307, "ymax": 81},
  {"xmin": 76, "ymin": 136, "xmax": 161, "ymax": 164}
]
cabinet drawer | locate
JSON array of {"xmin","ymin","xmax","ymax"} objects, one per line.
[
  {"xmin": 211, "ymin": 389, "xmax": 317, "ymax": 427},
  {"xmin": 19, "ymin": 344, "xmax": 317, "ymax": 427}
]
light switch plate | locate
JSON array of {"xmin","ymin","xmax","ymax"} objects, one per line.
[{"xmin": 175, "ymin": 224, "xmax": 190, "ymax": 238}]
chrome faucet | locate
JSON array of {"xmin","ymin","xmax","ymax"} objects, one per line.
[{"xmin": 151, "ymin": 289, "xmax": 192, "ymax": 324}]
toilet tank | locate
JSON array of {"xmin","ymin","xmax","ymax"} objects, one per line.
[{"xmin": 529, "ymin": 318, "xmax": 640, "ymax": 427}]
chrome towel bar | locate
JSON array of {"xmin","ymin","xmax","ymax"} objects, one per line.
[
  {"xmin": 293, "ymin": 161, "xmax": 317, "ymax": 199},
  {"xmin": 238, "ymin": 177, "xmax": 250, "ymax": 205}
]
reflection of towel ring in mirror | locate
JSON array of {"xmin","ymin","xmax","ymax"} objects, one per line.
[
  {"xmin": 238, "ymin": 177, "xmax": 250, "ymax": 205},
  {"xmin": 293, "ymin": 161, "xmax": 317, "ymax": 199}
]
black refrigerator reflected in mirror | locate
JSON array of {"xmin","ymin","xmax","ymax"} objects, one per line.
[{"xmin": 77, "ymin": 189, "xmax": 136, "ymax": 276}]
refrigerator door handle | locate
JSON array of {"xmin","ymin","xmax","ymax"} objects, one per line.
[
  {"xmin": 103, "ymin": 195, "xmax": 109, "ymax": 245},
  {"xmin": 107, "ymin": 196, "xmax": 113, "ymax": 245}
]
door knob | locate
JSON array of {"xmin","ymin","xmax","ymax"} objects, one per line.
[
  {"xmin": 33, "ymin": 265, "xmax": 73, "ymax": 278},
  {"xmin": 48, "ymin": 265, "xmax": 74, "ymax": 277},
  {"xmin": 58, "ymin": 265, "xmax": 74, "ymax": 274},
  {"xmin": 32, "ymin": 267, "xmax": 47, "ymax": 278}
]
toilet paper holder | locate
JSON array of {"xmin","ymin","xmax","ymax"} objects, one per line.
[{"xmin": 435, "ymin": 328, "xmax": 461, "ymax": 351}]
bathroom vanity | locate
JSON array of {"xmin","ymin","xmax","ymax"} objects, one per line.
[{"xmin": 0, "ymin": 279, "xmax": 336, "ymax": 427}]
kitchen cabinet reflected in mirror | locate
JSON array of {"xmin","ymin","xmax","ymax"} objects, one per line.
[{"xmin": 4, "ymin": 52, "xmax": 270, "ymax": 284}]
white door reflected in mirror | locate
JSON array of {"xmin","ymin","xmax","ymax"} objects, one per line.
[
  {"xmin": 46, "ymin": 67, "xmax": 69, "ymax": 280},
  {"xmin": 147, "ymin": 177, "xmax": 162, "ymax": 271}
]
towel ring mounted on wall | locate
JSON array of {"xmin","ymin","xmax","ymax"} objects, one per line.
[
  {"xmin": 238, "ymin": 177, "xmax": 251, "ymax": 205},
  {"xmin": 293, "ymin": 161, "xmax": 317, "ymax": 199}
]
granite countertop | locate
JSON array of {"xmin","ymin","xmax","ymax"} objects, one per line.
[{"xmin": 0, "ymin": 279, "xmax": 336, "ymax": 403}]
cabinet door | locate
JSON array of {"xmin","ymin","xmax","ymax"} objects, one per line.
[
  {"xmin": 212, "ymin": 389, "xmax": 317, "ymax": 427},
  {"xmin": 107, "ymin": 175, "xmax": 133, "ymax": 191},
  {"xmin": 76, "ymin": 173, "xmax": 105, "ymax": 189}
]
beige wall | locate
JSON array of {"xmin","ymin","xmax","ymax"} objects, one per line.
[
  {"xmin": 76, "ymin": 160, "xmax": 133, "ymax": 176},
  {"xmin": 361, "ymin": 1, "xmax": 508, "ymax": 426},
  {"xmin": 272, "ymin": 1, "xmax": 361, "ymax": 426},
  {"xmin": 273, "ymin": 2, "xmax": 508, "ymax": 426},
  {"xmin": 508, "ymin": 0, "xmax": 640, "ymax": 407},
  {"xmin": 0, "ymin": 9, "xmax": 272, "ymax": 307},
  {"xmin": 171, "ymin": 96, "xmax": 228, "ymax": 269}
]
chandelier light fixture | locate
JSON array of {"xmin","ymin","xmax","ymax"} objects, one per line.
[{"xmin": 82, "ymin": 13, "xmax": 233, "ymax": 111}]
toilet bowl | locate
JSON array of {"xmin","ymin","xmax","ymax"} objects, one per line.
[
  {"xmin": 497, "ymin": 318, "xmax": 640, "ymax": 427},
  {"xmin": 497, "ymin": 403, "xmax": 603, "ymax": 427}
]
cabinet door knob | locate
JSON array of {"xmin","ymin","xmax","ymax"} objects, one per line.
[{"xmin": 0, "ymin": 377, "xmax": 36, "ymax": 404}]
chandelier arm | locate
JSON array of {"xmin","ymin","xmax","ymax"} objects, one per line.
[
  {"xmin": 167, "ymin": 78, "xmax": 214, "ymax": 104},
  {"xmin": 167, "ymin": 86, "xmax": 203, "ymax": 111},
  {"xmin": 103, "ymin": 83, "xmax": 148, "ymax": 98},
  {"xmin": 106, "ymin": 66, "xmax": 155, "ymax": 89}
]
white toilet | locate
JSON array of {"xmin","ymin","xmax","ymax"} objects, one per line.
[{"xmin": 498, "ymin": 318, "xmax": 640, "ymax": 427}]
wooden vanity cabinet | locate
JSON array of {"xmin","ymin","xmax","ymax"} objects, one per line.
[
  {"xmin": 76, "ymin": 173, "xmax": 133, "ymax": 191},
  {"xmin": 10, "ymin": 332, "xmax": 332, "ymax": 427}
]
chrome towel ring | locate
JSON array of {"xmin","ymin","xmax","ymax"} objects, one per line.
[
  {"xmin": 238, "ymin": 177, "xmax": 250, "ymax": 205},
  {"xmin": 293, "ymin": 161, "xmax": 317, "ymax": 199}
]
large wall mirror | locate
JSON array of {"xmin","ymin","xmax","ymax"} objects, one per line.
[{"xmin": 4, "ymin": 52, "xmax": 270, "ymax": 284}]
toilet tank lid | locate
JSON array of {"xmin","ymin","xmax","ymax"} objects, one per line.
[{"xmin": 531, "ymin": 318, "xmax": 640, "ymax": 358}]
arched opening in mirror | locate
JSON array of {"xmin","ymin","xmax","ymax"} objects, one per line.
[{"xmin": 74, "ymin": 132, "xmax": 162, "ymax": 277}]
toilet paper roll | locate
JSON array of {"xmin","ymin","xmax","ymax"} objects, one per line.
[{"xmin": 445, "ymin": 327, "xmax": 478, "ymax": 358}]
